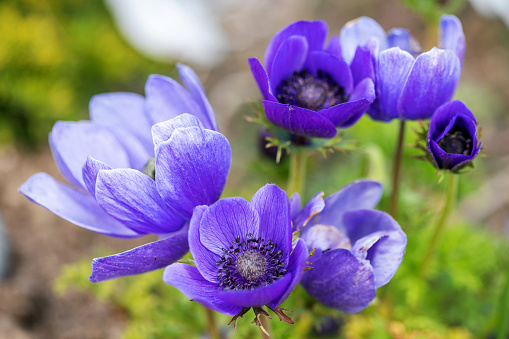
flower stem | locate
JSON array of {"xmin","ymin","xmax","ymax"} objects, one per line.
[
  {"xmin": 496, "ymin": 260, "xmax": 509, "ymax": 339},
  {"xmin": 287, "ymin": 151, "xmax": 308, "ymax": 197},
  {"xmin": 419, "ymin": 173, "xmax": 459, "ymax": 278},
  {"xmin": 204, "ymin": 307, "xmax": 220, "ymax": 339},
  {"xmin": 389, "ymin": 120, "xmax": 406, "ymax": 218}
]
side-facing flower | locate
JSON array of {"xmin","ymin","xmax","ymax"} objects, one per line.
[
  {"xmin": 293, "ymin": 180, "xmax": 407, "ymax": 313},
  {"xmin": 163, "ymin": 184, "xmax": 309, "ymax": 328},
  {"xmin": 249, "ymin": 20, "xmax": 375, "ymax": 139},
  {"xmin": 340, "ymin": 15, "xmax": 465, "ymax": 121},
  {"xmin": 426, "ymin": 100, "xmax": 481, "ymax": 171}
]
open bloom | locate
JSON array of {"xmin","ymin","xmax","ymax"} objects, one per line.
[
  {"xmin": 427, "ymin": 100, "xmax": 481, "ymax": 171},
  {"xmin": 163, "ymin": 184, "xmax": 308, "ymax": 319},
  {"xmin": 293, "ymin": 181, "xmax": 407, "ymax": 313},
  {"xmin": 249, "ymin": 20, "xmax": 375, "ymax": 138},
  {"xmin": 340, "ymin": 15, "xmax": 465, "ymax": 121}
]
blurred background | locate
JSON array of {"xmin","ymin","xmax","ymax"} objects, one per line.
[{"xmin": 0, "ymin": 0, "xmax": 508, "ymax": 338}]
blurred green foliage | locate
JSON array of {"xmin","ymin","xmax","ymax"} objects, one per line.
[
  {"xmin": 0, "ymin": 0, "xmax": 170, "ymax": 148},
  {"xmin": 399, "ymin": 0, "xmax": 467, "ymax": 23}
]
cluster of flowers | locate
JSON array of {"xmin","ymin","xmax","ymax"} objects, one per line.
[{"xmin": 19, "ymin": 14, "xmax": 479, "ymax": 328}]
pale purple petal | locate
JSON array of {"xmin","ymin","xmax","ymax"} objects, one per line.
[
  {"xmin": 217, "ymin": 274, "xmax": 291, "ymax": 307},
  {"xmin": 289, "ymin": 193, "xmax": 302, "ymax": 222},
  {"xmin": 387, "ymin": 28, "xmax": 422, "ymax": 56},
  {"xmin": 339, "ymin": 16, "xmax": 388, "ymax": 64},
  {"xmin": 18, "ymin": 173, "xmax": 140, "ymax": 238},
  {"xmin": 250, "ymin": 184, "xmax": 292, "ymax": 264},
  {"xmin": 308, "ymin": 180, "xmax": 383, "ymax": 232},
  {"xmin": 262, "ymin": 101, "xmax": 337, "ymax": 138},
  {"xmin": 163, "ymin": 264, "xmax": 243, "ymax": 316},
  {"xmin": 269, "ymin": 36, "xmax": 308, "ymax": 95},
  {"xmin": 89, "ymin": 229, "xmax": 189, "ymax": 282},
  {"xmin": 155, "ymin": 126, "xmax": 231, "ymax": 219},
  {"xmin": 82, "ymin": 156, "xmax": 112, "ymax": 197},
  {"xmin": 292, "ymin": 192, "xmax": 324, "ymax": 232},
  {"xmin": 398, "ymin": 47, "xmax": 461, "ymax": 120},
  {"xmin": 188, "ymin": 205, "xmax": 222, "ymax": 283},
  {"xmin": 264, "ymin": 20, "xmax": 328, "ymax": 79},
  {"xmin": 301, "ymin": 249, "xmax": 376, "ymax": 313},
  {"xmin": 199, "ymin": 198, "xmax": 260, "ymax": 256},
  {"xmin": 177, "ymin": 63, "xmax": 218, "ymax": 131},
  {"xmin": 95, "ymin": 169, "xmax": 185, "ymax": 234},
  {"xmin": 151, "ymin": 113, "xmax": 203, "ymax": 151},
  {"xmin": 373, "ymin": 47, "xmax": 415, "ymax": 121},
  {"xmin": 301, "ymin": 225, "xmax": 351, "ymax": 252},
  {"xmin": 144, "ymin": 74, "xmax": 200, "ymax": 125},
  {"xmin": 49, "ymin": 121, "xmax": 131, "ymax": 189},
  {"xmin": 438, "ymin": 15, "xmax": 465, "ymax": 66},
  {"xmin": 268, "ymin": 239, "xmax": 308, "ymax": 308},
  {"xmin": 248, "ymin": 58, "xmax": 277, "ymax": 102},
  {"xmin": 344, "ymin": 210, "xmax": 407, "ymax": 288}
]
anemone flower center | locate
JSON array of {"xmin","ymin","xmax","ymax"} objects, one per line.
[
  {"xmin": 216, "ymin": 234, "xmax": 287, "ymax": 290},
  {"xmin": 437, "ymin": 128, "xmax": 472, "ymax": 155},
  {"xmin": 143, "ymin": 157, "xmax": 156, "ymax": 180},
  {"xmin": 276, "ymin": 69, "xmax": 348, "ymax": 111}
]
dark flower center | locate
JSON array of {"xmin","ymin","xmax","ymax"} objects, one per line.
[
  {"xmin": 143, "ymin": 157, "xmax": 156, "ymax": 180},
  {"xmin": 216, "ymin": 234, "xmax": 287, "ymax": 290},
  {"xmin": 276, "ymin": 69, "xmax": 348, "ymax": 111},
  {"xmin": 437, "ymin": 128, "xmax": 472, "ymax": 155}
]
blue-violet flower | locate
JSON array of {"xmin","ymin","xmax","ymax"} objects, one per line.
[
  {"xmin": 340, "ymin": 15, "xmax": 465, "ymax": 121},
  {"xmin": 427, "ymin": 100, "xmax": 481, "ymax": 171},
  {"xmin": 249, "ymin": 20, "xmax": 376, "ymax": 138}
]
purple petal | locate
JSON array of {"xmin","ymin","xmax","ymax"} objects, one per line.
[
  {"xmin": 262, "ymin": 101, "xmax": 337, "ymax": 138},
  {"xmin": 387, "ymin": 28, "xmax": 422, "ymax": 56},
  {"xmin": 89, "ymin": 92, "xmax": 153, "ymax": 154},
  {"xmin": 292, "ymin": 192, "xmax": 325, "ymax": 232},
  {"xmin": 398, "ymin": 47, "xmax": 461, "ymax": 120},
  {"xmin": 163, "ymin": 264, "xmax": 243, "ymax": 316},
  {"xmin": 428, "ymin": 139, "xmax": 479, "ymax": 170},
  {"xmin": 95, "ymin": 169, "xmax": 185, "ymax": 234},
  {"xmin": 188, "ymin": 205, "xmax": 222, "ymax": 283},
  {"xmin": 250, "ymin": 184, "xmax": 292, "ymax": 265},
  {"xmin": 438, "ymin": 15, "xmax": 465, "ymax": 66},
  {"xmin": 217, "ymin": 274, "xmax": 291, "ymax": 307},
  {"xmin": 176, "ymin": 63, "xmax": 218, "ymax": 131},
  {"xmin": 308, "ymin": 180, "xmax": 383, "ymax": 232},
  {"xmin": 318, "ymin": 78, "xmax": 374, "ymax": 128},
  {"xmin": 155, "ymin": 127, "xmax": 231, "ymax": 219},
  {"xmin": 289, "ymin": 193, "xmax": 302, "ymax": 222},
  {"xmin": 301, "ymin": 249, "xmax": 376, "ymax": 313},
  {"xmin": 49, "ymin": 121, "xmax": 131, "ymax": 189},
  {"xmin": 151, "ymin": 113, "xmax": 204, "ymax": 151},
  {"xmin": 199, "ymin": 198, "xmax": 260, "ymax": 256},
  {"xmin": 428, "ymin": 100, "xmax": 476, "ymax": 141},
  {"xmin": 89, "ymin": 228, "xmax": 189, "ymax": 282},
  {"xmin": 268, "ymin": 239, "xmax": 308, "ymax": 308},
  {"xmin": 269, "ymin": 36, "xmax": 308, "ymax": 95},
  {"xmin": 306, "ymin": 51, "xmax": 353, "ymax": 95},
  {"xmin": 144, "ymin": 74, "xmax": 200, "ymax": 125},
  {"xmin": 372, "ymin": 47, "xmax": 415, "ymax": 121},
  {"xmin": 350, "ymin": 46, "xmax": 375, "ymax": 87},
  {"xmin": 248, "ymin": 58, "xmax": 277, "ymax": 102},
  {"xmin": 339, "ymin": 16, "xmax": 388, "ymax": 64},
  {"xmin": 264, "ymin": 20, "xmax": 328, "ymax": 79},
  {"xmin": 82, "ymin": 156, "xmax": 112, "ymax": 197},
  {"xmin": 344, "ymin": 210, "xmax": 407, "ymax": 288},
  {"xmin": 18, "ymin": 173, "xmax": 140, "ymax": 238},
  {"xmin": 325, "ymin": 36, "xmax": 342, "ymax": 59},
  {"xmin": 301, "ymin": 225, "xmax": 352, "ymax": 252}
]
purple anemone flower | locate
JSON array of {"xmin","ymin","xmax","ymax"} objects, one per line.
[
  {"xmin": 340, "ymin": 15, "xmax": 465, "ymax": 121},
  {"xmin": 427, "ymin": 100, "xmax": 481, "ymax": 171},
  {"xmin": 292, "ymin": 180, "xmax": 407, "ymax": 313},
  {"xmin": 249, "ymin": 20, "xmax": 376, "ymax": 139},
  {"xmin": 163, "ymin": 184, "xmax": 309, "ymax": 322}
]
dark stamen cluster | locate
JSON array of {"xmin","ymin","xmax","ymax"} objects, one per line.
[
  {"xmin": 437, "ymin": 128, "xmax": 472, "ymax": 155},
  {"xmin": 216, "ymin": 234, "xmax": 287, "ymax": 290},
  {"xmin": 276, "ymin": 69, "xmax": 348, "ymax": 111}
]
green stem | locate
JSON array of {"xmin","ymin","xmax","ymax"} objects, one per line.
[
  {"xmin": 204, "ymin": 307, "xmax": 220, "ymax": 339},
  {"xmin": 389, "ymin": 120, "xmax": 406, "ymax": 218},
  {"xmin": 419, "ymin": 173, "xmax": 459, "ymax": 278},
  {"xmin": 496, "ymin": 260, "xmax": 509, "ymax": 339},
  {"xmin": 287, "ymin": 151, "xmax": 308, "ymax": 197}
]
